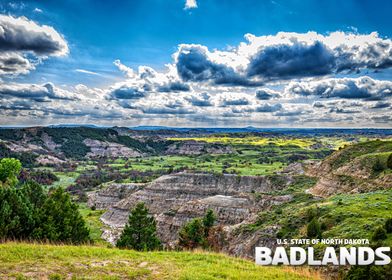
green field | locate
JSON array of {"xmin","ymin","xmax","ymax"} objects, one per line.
[{"xmin": 0, "ymin": 243, "xmax": 321, "ymax": 280}]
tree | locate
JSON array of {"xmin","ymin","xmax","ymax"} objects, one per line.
[
  {"xmin": 202, "ymin": 209, "xmax": 216, "ymax": 237},
  {"xmin": 116, "ymin": 202, "xmax": 161, "ymax": 251},
  {"xmin": 0, "ymin": 186, "xmax": 35, "ymax": 239},
  {"xmin": 307, "ymin": 218, "xmax": 322, "ymax": 239},
  {"xmin": 0, "ymin": 158, "xmax": 22, "ymax": 187},
  {"xmin": 387, "ymin": 154, "xmax": 392, "ymax": 169},
  {"xmin": 178, "ymin": 218, "xmax": 206, "ymax": 249},
  {"xmin": 372, "ymin": 226, "xmax": 387, "ymax": 241},
  {"xmin": 179, "ymin": 209, "xmax": 217, "ymax": 249},
  {"xmin": 385, "ymin": 218, "xmax": 392, "ymax": 233},
  {"xmin": 34, "ymin": 188, "xmax": 90, "ymax": 244}
]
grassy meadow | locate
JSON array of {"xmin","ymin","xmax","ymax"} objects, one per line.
[{"xmin": 0, "ymin": 243, "xmax": 322, "ymax": 280}]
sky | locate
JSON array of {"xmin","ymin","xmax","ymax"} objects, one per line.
[{"xmin": 0, "ymin": 0, "xmax": 391, "ymax": 127}]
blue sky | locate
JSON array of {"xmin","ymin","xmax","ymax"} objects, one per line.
[{"xmin": 0, "ymin": 0, "xmax": 391, "ymax": 127}]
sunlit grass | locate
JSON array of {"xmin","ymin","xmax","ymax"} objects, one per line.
[{"xmin": 0, "ymin": 242, "xmax": 322, "ymax": 280}]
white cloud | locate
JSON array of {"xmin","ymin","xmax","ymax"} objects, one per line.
[
  {"xmin": 184, "ymin": 0, "xmax": 198, "ymax": 10},
  {"xmin": 75, "ymin": 69, "xmax": 101, "ymax": 76},
  {"xmin": 0, "ymin": 14, "xmax": 68, "ymax": 76}
]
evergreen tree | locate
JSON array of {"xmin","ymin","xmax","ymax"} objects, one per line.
[
  {"xmin": 116, "ymin": 202, "xmax": 161, "ymax": 251},
  {"xmin": 0, "ymin": 186, "xmax": 35, "ymax": 239},
  {"xmin": 178, "ymin": 218, "xmax": 206, "ymax": 249},
  {"xmin": 179, "ymin": 209, "xmax": 216, "ymax": 249},
  {"xmin": 34, "ymin": 188, "xmax": 90, "ymax": 244},
  {"xmin": 307, "ymin": 218, "xmax": 322, "ymax": 239}
]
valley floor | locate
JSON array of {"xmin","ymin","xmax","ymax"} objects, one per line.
[{"xmin": 0, "ymin": 242, "xmax": 322, "ymax": 280}]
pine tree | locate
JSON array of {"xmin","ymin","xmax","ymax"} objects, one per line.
[{"xmin": 116, "ymin": 202, "xmax": 161, "ymax": 251}]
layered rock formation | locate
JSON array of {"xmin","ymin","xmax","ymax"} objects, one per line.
[
  {"xmin": 165, "ymin": 141, "xmax": 233, "ymax": 155},
  {"xmin": 87, "ymin": 183, "xmax": 144, "ymax": 210},
  {"xmin": 83, "ymin": 139, "xmax": 141, "ymax": 158},
  {"xmin": 98, "ymin": 172, "xmax": 293, "ymax": 254}
]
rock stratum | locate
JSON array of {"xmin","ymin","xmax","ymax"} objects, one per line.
[{"xmin": 91, "ymin": 172, "xmax": 293, "ymax": 258}]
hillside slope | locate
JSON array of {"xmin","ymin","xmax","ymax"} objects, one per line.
[
  {"xmin": 0, "ymin": 243, "xmax": 321, "ymax": 280},
  {"xmin": 307, "ymin": 140, "xmax": 392, "ymax": 197}
]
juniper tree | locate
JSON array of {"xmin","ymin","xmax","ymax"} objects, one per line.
[{"xmin": 116, "ymin": 202, "xmax": 161, "ymax": 251}]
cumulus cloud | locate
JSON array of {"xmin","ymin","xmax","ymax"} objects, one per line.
[
  {"xmin": 285, "ymin": 76, "xmax": 392, "ymax": 100},
  {"xmin": 256, "ymin": 88, "xmax": 281, "ymax": 100},
  {"xmin": 256, "ymin": 103, "xmax": 282, "ymax": 112},
  {"xmin": 0, "ymin": 82, "xmax": 78, "ymax": 102},
  {"xmin": 174, "ymin": 44, "xmax": 260, "ymax": 86},
  {"xmin": 0, "ymin": 52, "xmax": 34, "ymax": 75},
  {"xmin": 0, "ymin": 14, "xmax": 68, "ymax": 76},
  {"xmin": 112, "ymin": 59, "xmax": 190, "ymax": 100},
  {"xmin": 184, "ymin": 92, "xmax": 212, "ymax": 107},
  {"xmin": 173, "ymin": 32, "xmax": 392, "ymax": 85},
  {"xmin": 0, "ymin": 15, "xmax": 68, "ymax": 55}
]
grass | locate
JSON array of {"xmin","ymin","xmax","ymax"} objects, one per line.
[
  {"xmin": 0, "ymin": 242, "xmax": 321, "ymax": 280},
  {"xmin": 169, "ymin": 136, "xmax": 316, "ymax": 148},
  {"xmin": 245, "ymin": 188, "xmax": 392, "ymax": 247},
  {"xmin": 78, "ymin": 203, "xmax": 108, "ymax": 245}
]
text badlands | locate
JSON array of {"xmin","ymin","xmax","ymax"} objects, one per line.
[{"xmin": 255, "ymin": 247, "xmax": 391, "ymax": 266}]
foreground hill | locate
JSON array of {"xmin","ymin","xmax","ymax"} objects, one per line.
[{"xmin": 0, "ymin": 242, "xmax": 320, "ymax": 280}]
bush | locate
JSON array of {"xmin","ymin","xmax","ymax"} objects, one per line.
[
  {"xmin": 179, "ymin": 218, "xmax": 206, "ymax": 249},
  {"xmin": 307, "ymin": 218, "xmax": 322, "ymax": 239},
  {"xmin": 387, "ymin": 154, "xmax": 392, "ymax": 169},
  {"xmin": 0, "ymin": 158, "xmax": 22, "ymax": 187},
  {"xmin": 345, "ymin": 265, "xmax": 390, "ymax": 280},
  {"xmin": 179, "ymin": 209, "xmax": 216, "ymax": 249},
  {"xmin": 116, "ymin": 202, "xmax": 161, "ymax": 251},
  {"xmin": 372, "ymin": 226, "xmax": 387, "ymax": 241},
  {"xmin": 203, "ymin": 209, "xmax": 216, "ymax": 236},
  {"xmin": 385, "ymin": 218, "xmax": 392, "ymax": 233},
  {"xmin": 372, "ymin": 159, "xmax": 385, "ymax": 173}
]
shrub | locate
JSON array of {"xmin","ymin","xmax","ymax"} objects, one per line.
[
  {"xmin": 179, "ymin": 209, "xmax": 217, "ymax": 249},
  {"xmin": 307, "ymin": 218, "xmax": 322, "ymax": 239},
  {"xmin": 372, "ymin": 159, "xmax": 385, "ymax": 173},
  {"xmin": 179, "ymin": 218, "xmax": 206, "ymax": 249},
  {"xmin": 0, "ymin": 158, "xmax": 22, "ymax": 187},
  {"xmin": 372, "ymin": 226, "xmax": 387, "ymax": 241},
  {"xmin": 203, "ymin": 209, "xmax": 216, "ymax": 236},
  {"xmin": 387, "ymin": 154, "xmax": 392, "ymax": 169},
  {"xmin": 116, "ymin": 202, "xmax": 161, "ymax": 251},
  {"xmin": 385, "ymin": 218, "xmax": 392, "ymax": 233}
]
